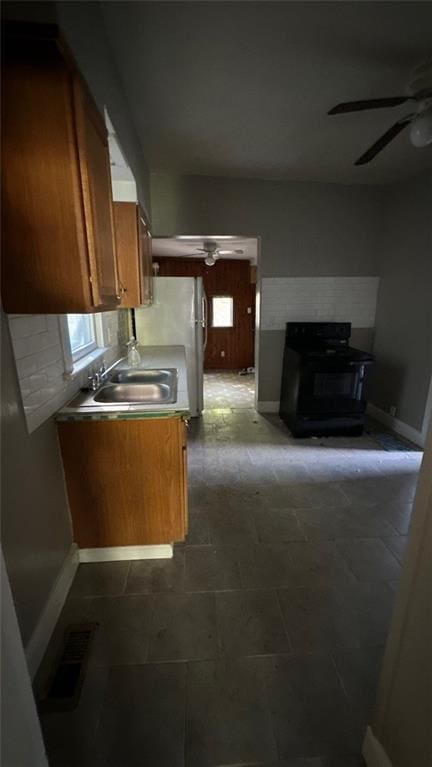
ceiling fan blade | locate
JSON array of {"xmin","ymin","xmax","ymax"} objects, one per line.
[
  {"xmin": 328, "ymin": 97, "xmax": 409, "ymax": 115},
  {"xmin": 354, "ymin": 116, "xmax": 413, "ymax": 165}
]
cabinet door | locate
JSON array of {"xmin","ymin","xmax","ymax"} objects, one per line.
[
  {"xmin": 1, "ymin": 31, "xmax": 93, "ymax": 313},
  {"xmin": 73, "ymin": 78, "xmax": 119, "ymax": 309},
  {"xmin": 138, "ymin": 209, "xmax": 153, "ymax": 306},
  {"xmin": 181, "ymin": 420, "xmax": 189, "ymax": 534},
  {"xmin": 58, "ymin": 417, "xmax": 186, "ymax": 547},
  {"xmin": 113, "ymin": 201, "xmax": 142, "ymax": 308}
]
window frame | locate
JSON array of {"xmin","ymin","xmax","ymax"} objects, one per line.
[
  {"xmin": 67, "ymin": 314, "xmax": 98, "ymax": 363},
  {"xmin": 211, "ymin": 295, "xmax": 234, "ymax": 329}
]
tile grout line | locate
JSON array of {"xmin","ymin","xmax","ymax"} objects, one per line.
[
  {"xmin": 274, "ymin": 588, "xmax": 295, "ymax": 652},
  {"xmin": 213, "ymin": 590, "xmax": 225, "ymax": 659},
  {"xmin": 183, "ymin": 660, "xmax": 188, "ymax": 767},
  {"xmin": 122, "ymin": 560, "xmax": 133, "ymax": 595},
  {"xmin": 256, "ymin": 653, "xmax": 281, "ymax": 765}
]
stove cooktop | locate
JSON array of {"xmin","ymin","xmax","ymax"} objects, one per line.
[{"xmin": 288, "ymin": 343, "xmax": 373, "ymax": 363}]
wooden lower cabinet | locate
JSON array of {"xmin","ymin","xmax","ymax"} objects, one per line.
[{"xmin": 58, "ymin": 417, "xmax": 188, "ymax": 548}]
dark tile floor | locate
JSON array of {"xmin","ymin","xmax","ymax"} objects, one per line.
[{"xmin": 37, "ymin": 410, "xmax": 423, "ymax": 766}]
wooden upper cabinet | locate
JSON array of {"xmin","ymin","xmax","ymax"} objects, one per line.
[
  {"xmin": 114, "ymin": 202, "xmax": 153, "ymax": 308},
  {"xmin": 1, "ymin": 22, "xmax": 119, "ymax": 313},
  {"xmin": 139, "ymin": 209, "xmax": 154, "ymax": 307},
  {"xmin": 73, "ymin": 81, "xmax": 119, "ymax": 308}
]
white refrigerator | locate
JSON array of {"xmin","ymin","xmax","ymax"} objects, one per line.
[{"xmin": 134, "ymin": 277, "xmax": 207, "ymax": 417}]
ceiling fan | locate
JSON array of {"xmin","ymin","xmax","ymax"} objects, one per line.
[
  {"xmin": 183, "ymin": 241, "xmax": 244, "ymax": 266},
  {"xmin": 328, "ymin": 60, "xmax": 432, "ymax": 165}
]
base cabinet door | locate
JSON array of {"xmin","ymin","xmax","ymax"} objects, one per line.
[
  {"xmin": 58, "ymin": 417, "xmax": 187, "ymax": 548},
  {"xmin": 182, "ymin": 420, "xmax": 189, "ymax": 534}
]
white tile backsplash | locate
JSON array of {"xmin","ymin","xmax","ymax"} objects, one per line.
[
  {"xmin": 261, "ymin": 277, "xmax": 379, "ymax": 330},
  {"xmin": 8, "ymin": 310, "xmax": 130, "ymax": 434}
]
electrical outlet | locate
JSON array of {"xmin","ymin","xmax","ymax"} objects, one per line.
[
  {"xmin": 389, "ymin": 405, "xmax": 397, "ymax": 417},
  {"xmin": 221, "ymin": 350, "xmax": 225, "ymax": 357}
]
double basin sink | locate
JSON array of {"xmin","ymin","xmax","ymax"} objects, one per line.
[{"xmin": 94, "ymin": 367, "xmax": 178, "ymax": 405}]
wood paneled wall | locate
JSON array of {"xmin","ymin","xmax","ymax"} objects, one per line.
[{"xmin": 154, "ymin": 257, "xmax": 255, "ymax": 370}]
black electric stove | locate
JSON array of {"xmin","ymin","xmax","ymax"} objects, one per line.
[{"xmin": 279, "ymin": 322, "xmax": 374, "ymax": 437}]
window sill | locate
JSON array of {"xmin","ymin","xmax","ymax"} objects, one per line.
[{"xmin": 63, "ymin": 347, "xmax": 109, "ymax": 381}]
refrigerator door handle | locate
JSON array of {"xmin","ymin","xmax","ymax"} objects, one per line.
[{"xmin": 202, "ymin": 293, "xmax": 208, "ymax": 351}]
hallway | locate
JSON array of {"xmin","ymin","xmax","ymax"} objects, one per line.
[{"xmin": 38, "ymin": 409, "xmax": 422, "ymax": 766}]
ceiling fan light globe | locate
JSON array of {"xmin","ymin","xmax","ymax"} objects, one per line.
[
  {"xmin": 204, "ymin": 255, "xmax": 216, "ymax": 266},
  {"xmin": 409, "ymin": 107, "xmax": 432, "ymax": 147}
]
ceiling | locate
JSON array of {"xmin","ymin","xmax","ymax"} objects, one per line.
[
  {"xmin": 102, "ymin": 1, "xmax": 432, "ymax": 184},
  {"xmin": 105, "ymin": 109, "xmax": 135, "ymax": 182},
  {"xmin": 152, "ymin": 237, "xmax": 258, "ymax": 264}
]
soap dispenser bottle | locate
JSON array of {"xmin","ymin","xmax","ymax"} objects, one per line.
[{"xmin": 127, "ymin": 337, "xmax": 141, "ymax": 367}]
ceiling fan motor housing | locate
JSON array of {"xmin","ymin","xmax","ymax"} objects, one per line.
[
  {"xmin": 407, "ymin": 60, "xmax": 432, "ymax": 99},
  {"xmin": 203, "ymin": 241, "xmax": 219, "ymax": 254}
]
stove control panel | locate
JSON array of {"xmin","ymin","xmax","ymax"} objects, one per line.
[{"xmin": 286, "ymin": 322, "xmax": 351, "ymax": 343}]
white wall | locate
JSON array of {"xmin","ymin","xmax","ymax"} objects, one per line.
[
  {"xmin": 1, "ymin": 550, "xmax": 49, "ymax": 767},
  {"xmin": 365, "ymin": 427, "xmax": 432, "ymax": 767},
  {"xmin": 1, "ymin": 313, "xmax": 73, "ymax": 646},
  {"xmin": 150, "ymin": 173, "xmax": 383, "ymax": 403},
  {"xmin": 370, "ymin": 171, "xmax": 432, "ymax": 432},
  {"xmin": 261, "ymin": 277, "xmax": 379, "ymax": 330},
  {"xmin": 151, "ymin": 173, "xmax": 383, "ymax": 278},
  {"xmin": 8, "ymin": 311, "xmax": 128, "ymax": 433}
]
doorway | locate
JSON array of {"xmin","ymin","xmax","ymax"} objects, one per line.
[
  {"xmin": 152, "ymin": 237, "xmax": 258, "ymax": 410},
  {"xmin": 204, "ymin": 370, "xmax": 255, "ymax": 408}
]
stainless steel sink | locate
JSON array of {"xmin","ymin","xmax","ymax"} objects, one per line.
[
  {"xmin": 94, "ymin": 382, "xmax": 177, "ymax": 404},
  {"xmin": 109, "ymin": 368, "xmax": 176, "ymax": 385}
]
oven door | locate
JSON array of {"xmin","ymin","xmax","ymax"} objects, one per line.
[{"xmin": 298, "ymin": 359, "xmax": 370, "ymax": 415}]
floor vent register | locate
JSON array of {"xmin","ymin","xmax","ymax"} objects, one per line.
[{"xmin": 39, "ymin": 622, "xmax": 98, "ymax": 712}]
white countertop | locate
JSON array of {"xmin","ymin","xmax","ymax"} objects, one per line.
[{"xmin": 57, "ymin": 345, "xmax": 190, "ymax": 421}]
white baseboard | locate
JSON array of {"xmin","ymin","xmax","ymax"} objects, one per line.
[
  {"xmin": 79, "ymin": 544, "xmax": 173, "ymax": 562},
  {"xmin": 257, "ymin": 401, "xmax": 279, "ymax": 413},
  {"xmin": 367, "ymin": 403, "xmax": 424, "ymax": 448},
  {"xmin": 363, "ymin": 726, "xmax": 394, "ymax": 767},
  {"xmin": 25, "ymin": 543, "xmax": 79, "ymax": 679}
]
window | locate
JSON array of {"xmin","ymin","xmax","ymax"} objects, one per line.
[
  {"xmin": 67, "ymin": 314, "xmax": 97, "ymax": 362},
  {"xmin": 211, "ymin": 296, "xmax": 234, "ymax": 328}
]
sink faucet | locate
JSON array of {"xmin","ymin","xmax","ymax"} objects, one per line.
[
  {"xmin": 87, "ymin": 371, "xmax": 101, "ymax": 392},
  {"xmin": 87, "ymin": 360, "xmax": 124, "ymax": 393},
  {"xmin": 87, "ymin": 365, "xmax": 108, "ymax": 392}
]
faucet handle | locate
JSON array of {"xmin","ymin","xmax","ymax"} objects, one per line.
[{"xmin": 87, "ymin": 372, "xmax": 98, "ymax": 392}]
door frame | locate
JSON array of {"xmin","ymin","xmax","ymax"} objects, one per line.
[{"xmin": 152, "ymin": 235, "xmax": 261, "ymax": 405}]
